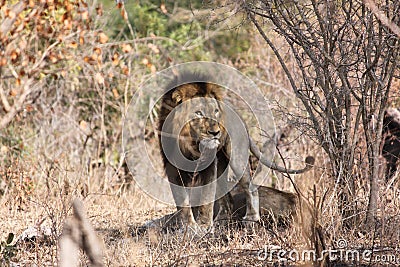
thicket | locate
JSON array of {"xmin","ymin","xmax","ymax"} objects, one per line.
[{"xmin": 0, "ymin": 0, "xmax": 251, "ymax": 173}]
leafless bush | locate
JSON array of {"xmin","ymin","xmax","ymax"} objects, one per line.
[{"xmin": 242, "ymin": 0, "xmax": 400, "ymax": 227}]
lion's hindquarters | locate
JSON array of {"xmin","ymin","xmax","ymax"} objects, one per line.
[{"xmin": 228, "ymin": 186, "xmax": 297, "ymax": 226}]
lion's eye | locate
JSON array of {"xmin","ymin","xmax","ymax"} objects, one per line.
[
  {"xmin": 215, "ymin": 109, "xmax": 219, "ymax": 114},
  {"xmin": 195, "ymin": 111, "xmax": 204, "ymax": 118}
]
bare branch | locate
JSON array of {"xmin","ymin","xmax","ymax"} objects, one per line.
[
  {"xmin": 59, "ymin": 198, "xmax": 104, "ymax": 267},
  {"xmin": 0, "ymin": 78, "xmax": 33, "ymax": 129},
  {"xmin": 363, "ymin": 0, "xmax": 400, "ymax": 38},
  {"xmin": 0, "ymin": 83, "xmax": 11, "ymax": 112},
  {"xmin": 0, "ymin": 1, "xmax": 26, "ymax": 38}
]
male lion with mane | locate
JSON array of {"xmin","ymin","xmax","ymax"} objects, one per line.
[{"xmin": 158, "ymin": 72, "xmax": 314, "ymax": 232}]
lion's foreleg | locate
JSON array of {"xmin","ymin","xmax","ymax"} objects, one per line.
[
  {"xmin": 225, "ymin": 139, "xmax": 260, "ymax": 222},
  {"xmin": 197, "ymin": 158, "xmax": 218, "ymax": 228},
  {"xmin": 171, "ymin": 188, "xmax": 197, "ymax": 227},
  {"xmin": 165, "ymin": 163, "xmax": 197, "ymax": 226},
  {"xmin": 240, "ymin": 170, "xmax": 260, "ymax": 222},
  {"xmin": 215, "ymin": 157, "xmax": 232, "ymax": 221},
  {"xmin": 232, "ymin": 164, "xmax": 260, "ymax": 222}
]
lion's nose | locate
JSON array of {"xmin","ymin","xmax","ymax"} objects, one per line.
[{"xmin": 208, "ymin": 129, "xmax": 220, "ymax": 137}]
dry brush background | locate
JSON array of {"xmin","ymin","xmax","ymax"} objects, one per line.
[{"xmin": 0, "ymin": 0, "xmax": 399, "ymax": 266}]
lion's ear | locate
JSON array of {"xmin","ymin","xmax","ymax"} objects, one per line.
[
  {"xmin": 172, "ymin": 85, "xmax": 198, "ymax": 103},
  {"xmin": 208, "ymin": 84, "xmax": 224, "ymax": 100},
  {"xmin": 171, "ymin": 90, "xmax": 182, "ymax": 104}
]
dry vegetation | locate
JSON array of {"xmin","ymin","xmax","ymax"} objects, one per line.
[{"xmin": 1, "ymin": 0, "xmax": 400, "ymax": 266}]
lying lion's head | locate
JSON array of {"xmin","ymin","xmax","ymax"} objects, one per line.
[{"xmin": 159, "ymin": 80, "xmax": 227, "ymax": 158}]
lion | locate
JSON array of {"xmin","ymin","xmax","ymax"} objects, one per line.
[{"xmin": 158, "ymin": 73, "xmax": 314, "ymax": 231}]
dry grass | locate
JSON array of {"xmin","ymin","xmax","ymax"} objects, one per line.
[
  {"xmin": 0, "ymin": 157, "xmax": 298, "ymax": 266},
  {"xmin": 2, "ymin": 131, "xmax": 400, "ymax": 266}
]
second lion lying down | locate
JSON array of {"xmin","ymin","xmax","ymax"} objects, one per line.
[{"xmin": 158, "ymin": 73, "xmax": 314, "ymax": 231}]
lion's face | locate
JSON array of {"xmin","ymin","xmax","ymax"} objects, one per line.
[
  {"xmin": 164, "ymin": 82, "xmax": 227, "ymax": 155},
  {"xmin": 180, "ymin": 97, "xmax": 224, "ymax": 151},
  {"xmin": 188, "ymin": 98, "xmax": 222, "ymax": 148}
]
